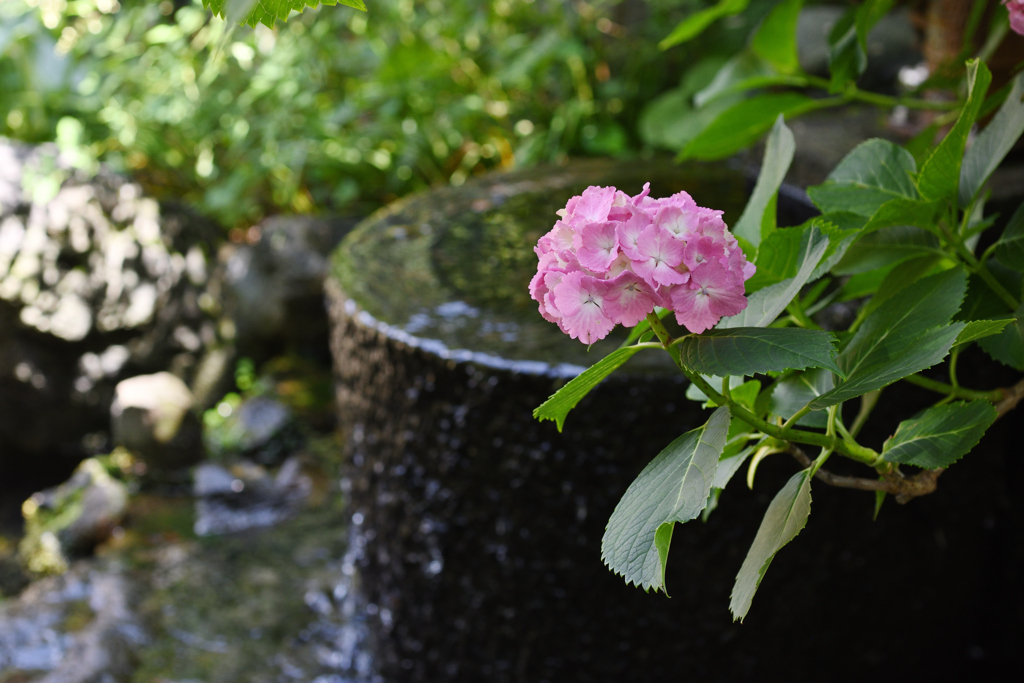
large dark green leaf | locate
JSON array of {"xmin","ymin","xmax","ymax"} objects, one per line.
[
  {"xmin": 993, "ymin": 200, "xmax": 1024, "ymax": 272},
  {"xmin": 862, "ymin": 197, "xmax": 942, "ymax": 233},
  {"xmin": 917, "ymin": 60, "xmax": 992, "ymax": 202},
  {"xmin": 730, "ymin": 469, "xmax": 813, "ymax": 621},
  {"xmin": 602, "ymin": 408, "xmax": 731, "ymax": 593},
  {"xmin": 720, "ymin": 227, "xmax": 830, "ymax": 328},
  {"xmin": 832, "ymin": 226, "xmax": 942, "ymax": 275},
  {"xmin": 204, "ymin": 0, "xmax": 365, "ymax": 28},
  {"xmin": 768, "ymin": 368, "xmax": 834, "ymax": 428},
  {"xmin": 807, "ymin": 139, "xmax": 919, "ymax": 216},
  {"xmin": 680, "ymin": 93, "xmax": 819, "ymax": 161},
  {"xmin": 960, "ymin": 73, "xmax": 1024, "ymax": 206},
  {"xmin": 978, "ymin": 303, "xmax": 1024, "ymax": 370},
  {"xmin": 750, "ymin": 0, "xmax": 803, "ymax": 75},
  {"xmin": 851, "ymin": 255, "xmax": 943, "ymax": 326},
  {"xmin": 882, "ymin": 401, "xmax": 998, "ymax": 468},
  {"xmin": 733, "ymin": 116, "xmax": 795, "ymax": 248},
  {"xmin": 659, "ymin": 0, "xmax": 750, "ymax": 50},
  {"xmin": 533, "ymin": 347, "xmax": 645, "ymax": 431},
  {"xmin": 677, "ymin": 328, "xmax": 842, "ymax": 377},
  {"xmin": 809, "ymin": 268, "xmax": 967, "ymax": 409}
]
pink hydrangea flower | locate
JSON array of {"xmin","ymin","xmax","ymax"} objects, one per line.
[
  {"xmin": 530, "ymin": 183, "xmax": 756, "ymax": 343},
  {"xmin": 1006, "ymin": 1, "xmax": 1024, "ymax": 35}
]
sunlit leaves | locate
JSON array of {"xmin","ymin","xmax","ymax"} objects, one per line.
[
  {"xmin": 882, "ymin": 401, "xmax": 997, "ymax": 468},
  {"xmin": 204, "ymin": 0, "xmax": 366, "ymax": 29},
  {"xmin": 730, "ymin": 469, "xmax": 812, "ymax": 621},
  {"xmin": 602, "ymin": 408, "xmax": 731, "ymax": 593}
]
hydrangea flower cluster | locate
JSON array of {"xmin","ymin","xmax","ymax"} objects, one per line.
[
  {"xmin": 530, "ymin": 184, "xmax": 755, "ymax": 344},
  {"xmin": 1006, "ymin": 0, "xmax": 1024, "ymax": 35}
]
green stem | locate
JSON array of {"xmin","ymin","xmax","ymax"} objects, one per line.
[
  {"xmin": 780, "ymin": 404, "xmax": 812, "ymax": 430},
  {"xmin": 804, "ymin": 76, "xmax": 962, "ymax": 111},
  {"xmin": 903, "ymin": 373, "xmax": 1003, "ymax": 402}
]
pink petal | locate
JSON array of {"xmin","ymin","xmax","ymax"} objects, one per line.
[{"xmin": 604, "ymin": 272, "xmax": 659, "ymax": 327}]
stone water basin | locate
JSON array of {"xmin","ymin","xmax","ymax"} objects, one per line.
[{"xmin": 327, "ymin": 158, "xmax": 1022, "ymax": 681}]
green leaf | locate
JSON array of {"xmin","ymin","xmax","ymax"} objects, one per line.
[
  {"xmin": 852, "ymin": 255, "xmax": 943, "ymax": 325},
  {"xmin": 769, "ymin": 368, "xmax": 834, "ymax": 428},
  {"xmin": 750, "ymin": 0, "xmax": 803, "ymax": 75},
  {"xmin": 676, "ymin": 328, "xmax": 842, "ymax": 378},
  {"xmin": 204, "ymin": 0, "xmax": 366, "ymax": 28},
  {"xmin": 694, "ymin": 52, "xmax": 776, "ymax": 108},
  {"xmin": 809, "ymin": 268, "xmax": 968, "ymax": 409},
  {"xmin": 832, "ymin": 226, "xmax": 942, "ymax": 275},
  {"xmin": 745, "ymin": 226, "xmax": 805, "ymax": 290},
  {"xmin": 955, "ymin": 319, "xmax": 1014, "ymax": 346},
  {"xmin": 733, "ymin": 116, "xmax": 795, "ymax": 248},
  {"xmin": 978, "ymin": 303, "xmax": 1024, "ymax": 370},
  {"xmin": 601, "ymin": 407, "xmax": 731, "ymax": 593},
  {"xmin": 713, "ymin": 445, "xmax": 757, "ymax": 490},
  {"xmin": 993, "ymin": 200, "xmax": 1024, "ymax": 272},
  {"xmin": 861, "ymin": 197, "xmax": 942, "ymax": 233},
  {"xmin": 680, "ymin": 93, "xmax": 819, "ymax": 161},
  {"xmin": 720, "ymin": 226, "xmax": 831, "ymax": 327},
  {"xmin": 960, "ymin": 73, "xmax": 1024, "ymax": 206},
  {"xmin": 730, "ymin": 469, "xmax": 813, "ymax": 622},
  {"xmin": 659, "ymin": 0, "xmax": 751, "ymax": 50},
  {"xmin": 917, "ymin": 60, "xmax": 993, "ymax": 202},
  {"xmin": 533, "ymin": 347, "xmax": 645, "ymax": 431},
  {"xmin": 826, "ymin": 0, "xmax": 894, "ymax": 92},
  {"xmin": 806, "ymin": 139, "xmax": 919, "ymax": 216},
  {"xmin": 639, "ymin": 58, "xmax": 735, "ymax": 151},
  {"xmin": 882, "ymin": 401, "xmax": 998, "ymax": 468}
]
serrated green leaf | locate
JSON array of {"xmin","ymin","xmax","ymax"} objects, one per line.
[
  {"xmin": 832, "ymin": 225, "xmax": 942, "ymax": 275},
  {"xmin": 730, "ymin": 469, "xmax": 813, "ymax": 621},
  {"xmin": 917, "ymin": 60, "xmax": 992, "ymax": 202},
  {"xmin": 720, "ymin": 227, "xmax": 830, "ymax": 328},
  {"xmin": 733, "ymin": 116, "xmax": 795, "ymax": 248},
  {"xmin": 751, "ymin": 0, "xmax": 803, "ymax": 75},
  {"xmin": 993, "ymin": 200, "xmax": 1024, "ymax": 272},
  {"xmin": 745, "ymin": 226, "xmax": 806, "ymax": 290},
  {"xmin": 533, "ymin": 346, "xmax": 645, "ymax": 431},
  {"xmin": 204, "ymin": 0, "xmax": 366, "ymax": 28},
  {"xmin": 852, "ymin": 255, "xmax": 943, "ymax": 324},
  {"xmin": 769, "ymin": 368, "xmax": 834, "ymax": 428},
  {"xmin": 960, "ymin": 73, "xmax": 1024, "ymax": 206},
  {"xmin": 713, "ymin": 445, "xmax": 757, "ymax": 490},
  {"xmin": 677, "ymin": 328, "xmax": 842, "ymax": 377},
  {"xmin": 806, "ymin": 139, "xmax": 919, "ymax": 216},
  {"xmin": 978, "ymin": 303, "xmax": 1024, "ymax": 370},
  {"xmin": 680, "ymin": 93, "xmax": 819, "ymax": 161},
  {"xmin": 955, "ymin": 319, "xmax": 1014, "ymax": 346},
  {"xmin": 602, "ymin": 408, "xmax": 731, "ymax": 593},
  {"xmin": 862, "ymin": 197, "xmax": 942, "ymax": 233},
  {"xmin": 882, "ymin": 401, "xmax": 998, "ymax": 468},
  {"xmin": 659, "ymin": 0, "xmax": 750, "ymax": 50},
  {"xmin": 809, "ymin": 268, "xmax": 968, "ymax": 409}
]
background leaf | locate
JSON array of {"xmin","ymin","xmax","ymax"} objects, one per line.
[
  {"xmin": 676, "ymin": 328, "xmax": 842, "ymax": 378},
  {"xmin": 680, "ymin": 93, "xmax": 819, "ymax": 161},
  {"xmin": 659, "ymin": 0, "xmax": 751, "ymax": 50},
  {"xmin": 204, "ymin": 0, "xmax": 366, "ymax": 28},
  {"xmin": 602, "ymin": 408, "xmax": 731, "ymax": 593},
  {"xmin": 960, "ymin": 73, "xmax": 1024, "ymax": 206},
  {"xmin": 882, "ymin": 401, "xmax": 998, "ymax": 468},
  {"xmin": 733, "ymin": 115, "xmax": 795, "ymax": 247},
  {"xmin": 750, "ymin": 0, "xmax": 803, "ymax": 75},
  {"xmin": 533, "ymin": 347, "xmax": 645, "ymax": 431},
  {"xmin": 993, "ymin": 200, "xmax": 1024, "ymax": 272},
  {"xmin": 730, "ymin": 469, "xmax": 813, "ymax": 621}
]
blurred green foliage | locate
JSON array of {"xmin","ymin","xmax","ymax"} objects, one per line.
[{"xmin": 0, "ymin": 0, "xmax": 737, "ymax": 227}]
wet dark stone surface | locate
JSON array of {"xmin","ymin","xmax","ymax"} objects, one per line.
[{"xmin": 327, "ymin": 160, "xmax": 1023, "ymax": 681}]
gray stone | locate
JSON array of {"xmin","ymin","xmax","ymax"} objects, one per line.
[
  {"xmin": 19, "ymin": 459, "xmax": 128, "ymax": 577},
  {"xmin": 111, "ymin": 372, "xmax": 202, "ymax": 472},
  {"xmin": 192, "ymin": 457, "xmax": 311, "ymax": 536}
]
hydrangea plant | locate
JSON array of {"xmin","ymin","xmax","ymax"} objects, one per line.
[{"xmin": 532, "ymin": 57, "xmax": 1024, "ymax": 620}]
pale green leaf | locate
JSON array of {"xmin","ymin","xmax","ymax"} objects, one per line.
[
  {"xmin": 750, "ymin": 0, "xmax": 803, "ymax": 75},
  {"xmin": 917, "ymin": 60, "xmax": 992, "ymax": 202},
  {"xmin": 806, "ymin": 138, "xmax": 919, "ymax": 216},
  {"xmin": 694, "ymin": 52, "xmax": 775, "ymax": 108},
  {"xmin": 713, "ymin": 445, "xmax": 757, "ymax": 490},
  {"xmin": 602, "ymin": 408, "xmax": 731, "ymax": 593},
  {"xmin": 720, "ymin": 226, "xmax": 830, "ymax": 328},
  {"xmin": 730, "ymin": 469, "xmax": 813, "ymax": 621},
  {"xmin": 960, "ymin": 73, "xmax": 1024, "ymax": 206},
  {"xmin": 659, "ymin": 0, "xmax": 750, "ymax": 50},
  {"xmin": 676, "ymin": 328, "xmax": 842, "ymax": 378},
  {"xmin": 733, "ymin": 116, "xmax": 795, "ymax": 248},
  {"xmin": 533, "ymin": 347, "xmax": 645, "ymax": 431},
  {"xmin": 882, "ymin": 401, "xmax": 998, "ymax": 468}
]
